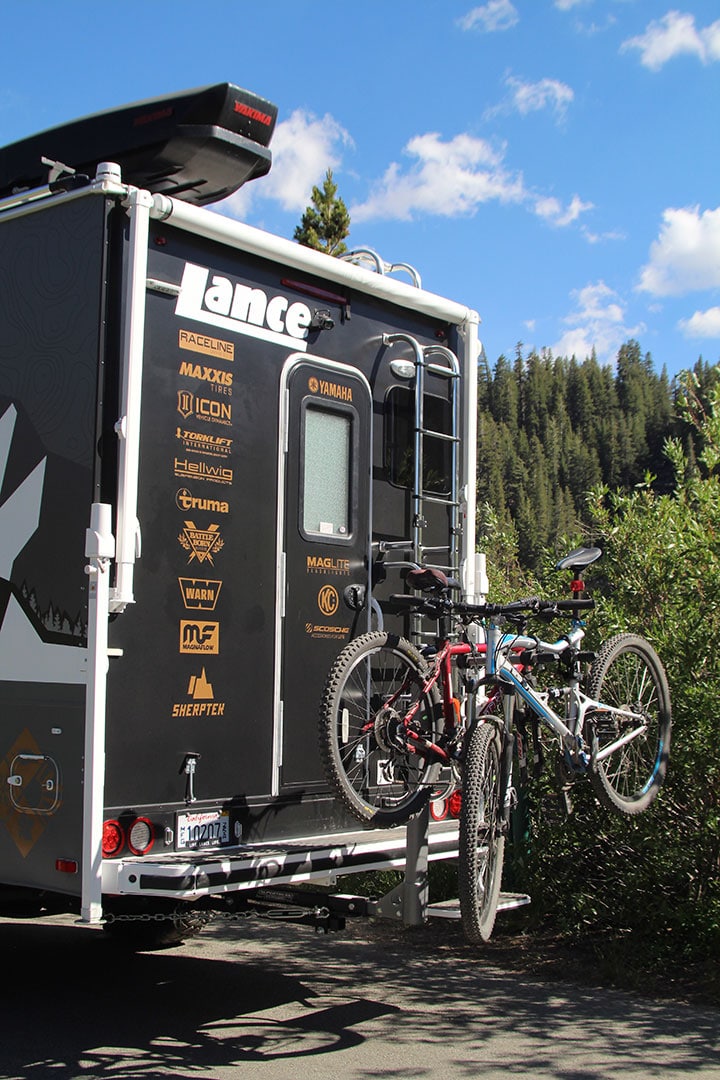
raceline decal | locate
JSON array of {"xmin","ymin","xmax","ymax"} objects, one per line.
[
  {"xmin": 175, "ymin": 263, "xmax": 311, "ymax": 351},
  {"xmin": 178, "ymin": 329, "xmax": 234, "ymax": 361}
]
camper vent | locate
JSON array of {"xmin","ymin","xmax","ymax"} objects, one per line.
[{"xmin": 0, "ymin": 83, "xmax": 278, "ymax": 206}]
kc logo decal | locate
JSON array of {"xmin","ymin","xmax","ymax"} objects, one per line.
[{"xmin": 318, "ymin": 584, "xmax": 339, "ymax": 617}]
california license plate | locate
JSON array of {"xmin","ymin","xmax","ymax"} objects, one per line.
[{"xmin": 176, "ymin": 809, "xmax": 230, "ymax": 850}]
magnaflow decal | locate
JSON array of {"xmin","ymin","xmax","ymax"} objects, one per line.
[
  {"xmin": 175, "ymin": 263, "xmax": 311, "ymax": 351},
  {"xmin": 0, "ymin": 405, "xmax": 85, "ymax": 684}
]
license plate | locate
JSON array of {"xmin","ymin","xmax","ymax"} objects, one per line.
[{"xmin": 176, "ymin": 809, "xmax": 230, "ymax": 850}]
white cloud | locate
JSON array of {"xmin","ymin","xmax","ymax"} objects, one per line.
[
  {"xmin": 501, "ymin": 74, "xmax": 574, "ymax": 120},
  {"xmin": 621, "ymin": 11, "xmax": 720, "ymax": 70},
  {"xmin": 218, "ymin": 108, "xmax": 352, "ymax": 220},
  {"xmin": 534, "ymin": 193, "xmax": 594, "ymax": 227},
  {"xmin": 350, "ymin": 132, "xmax": 525, "ymax": 222},
  {"xmin": 457, "ymin": 1, "xmax": 518, "ymax": 33},
  {"xmin": 679, "ymin": 307, "xmax": 720, "ymax": 339},
  {"xmin": 638, "ymin": 205, "xmax": 720, "ymax": 296},
  {"xmin": 553, "ymin": 281, "xmax": 645, "ymax": 362},
  {"xmin": 554, "ymin": 0, "xmax": 588, "ymax": 10},
  {"xmin": 351, "ymin": 131, "xmax": 593, "ymax": 231}
]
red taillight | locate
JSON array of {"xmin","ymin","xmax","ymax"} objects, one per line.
[
  {"xmin": 127, "ymin": 817, "xmax": 155, "ymax": 856},
  {"xmin": 102, "ymin": 820, "xmax": 125, "ymax": 858},
  {"xmin": 448, "ymin": 790, "xmax": 463, "ymax": 818},
  {"xmin": 55, "ymin": 859, "xmax": 78, "ymax": 874}
]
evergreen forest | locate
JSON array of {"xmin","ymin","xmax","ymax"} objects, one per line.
[
  {"xmin": 480, "ymin": 342, "xmax": 720, "ymax": 999},
  {"xmin": 476, "ymin": 341, "xmax": 720, "ymax": 574}
]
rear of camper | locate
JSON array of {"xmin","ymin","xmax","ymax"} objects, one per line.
[{"xmin": 0, "ymin": 85, "xmax": 483, "ymax": 937}]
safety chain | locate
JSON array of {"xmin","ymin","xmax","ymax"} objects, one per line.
[{"xmin": 103, "ymin": 905, "xmax": 331, "ymax": 926}]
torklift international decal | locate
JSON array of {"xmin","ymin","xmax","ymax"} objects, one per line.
[{"xmin": 175, "ymin": 263, "xmax": 312, "ymax": 351}]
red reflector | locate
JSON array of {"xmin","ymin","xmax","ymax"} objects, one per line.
[
  {"xmin": 570, "ymin": 579, "xmax": 584, "ymax": 593},
  {"xmin": 55, "ymin": 859, "xmax": 78, "ymax": 874},
  {"xmin": 102, "ymin": 819, "xmax": 125, "ymax": 858},
  {"xmin": 448, "ymin": 790, "xmax": 463, "ymax": 818}
]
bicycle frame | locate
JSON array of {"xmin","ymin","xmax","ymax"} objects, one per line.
[{"xmin": 485, "ymin": 616, "xmax": 650, "ymax": 767}]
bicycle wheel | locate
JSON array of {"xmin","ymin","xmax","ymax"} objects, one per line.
[
  {"xmin": 458, "ymin": 719, "xmax": 505, "ymax": 944},
  {"xmin": 319, "ymin": 631, "xmax": 442, "ymax": 828},
  {"xmin": 585, "ymin": 633, "xmax": 671, "ymax": 815}
]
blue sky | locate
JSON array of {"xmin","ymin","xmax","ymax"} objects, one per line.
[{"xmin": 1, "ymin": 0, "xmax": 718, "ymax": 378}]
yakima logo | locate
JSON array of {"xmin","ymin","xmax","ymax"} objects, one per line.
[
  {"xmin": 234, "ymin": 100, "xmax": 273, "ymax": 126},
  {"xmin": 175, "ymin": 263, "xmax": 311, "ymax": 351}
]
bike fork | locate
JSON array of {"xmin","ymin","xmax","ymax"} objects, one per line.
[{"xmin": 500, "ymin": 692, "xmax": 517, "ymax": 830}]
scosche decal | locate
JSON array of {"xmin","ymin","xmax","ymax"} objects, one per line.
[
  {"xmin": 174, "ymin": 459, "xmax": 233, "ymax": 485},
  {"xmin": 175, "ymin": 262, "xmax": 311, "ymax": 351},
  {"xmin": 178, "ymin": 329, "xmax": 235, "ymax": 361},
  {"xmin": 178, "ymin": 521, "xmax": 225, "ymax": 565},
  {"xmin": 172, "ymin": 667, "xmax": 225, "ymax": 717},
  {"xmin": 308, "ymin": 376, "xmax": 353, "ymax": 401},
  {"xmin": 178, "ymin": 577, "xmax": 223, "ymax": 611},
  {"xmin": 177, "ymin": 390, "xmax": 232, "ymax": 427},
  {"xmin": 175, "ymin": 427, "xmax": 232, "ymax": 458},
  {"xmin": 304, "ymin": 622, "xmax": 350, "ymax": 640},
  {"xmin": 306, "ymin": 555, "xmax": 351, "ymax": 575},
  {"xmin": 179, "ymin": 620, "xmax": 219, "ymax": 654},
  {"xmin": 178, "ymin": 361, "xmax": 232, "ymax": 394},
  {"xmin": 175, "ymin": 488, "xmax": 229, "ymax": 514},
  {"xmin": 317, "ymin": 584, "xmax": 339, "ymax": 618}
]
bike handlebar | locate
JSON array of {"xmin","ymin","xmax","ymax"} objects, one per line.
[{"xmin": 386, "ymin": 594, "xmax": 595, "ymax": 618}]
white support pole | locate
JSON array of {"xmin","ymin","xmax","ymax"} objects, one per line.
[
  {"xmin": 460, "ymin": 314, "xmax": 480, "ymax": 601},
  {"xmin": 81, "ymin": 503, "xmax": 115, "ymax": 924},
  {"xmin": 111, "ymin": 184, "xmax": 153, "ymax": 612}
]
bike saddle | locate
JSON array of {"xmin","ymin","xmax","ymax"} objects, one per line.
[
  {"xmin": 555, "ymin": 546, "xmax": 602, "ymax": 572},
  {"xmin": 405, "ymin": 567, "xmax": 462, "ymax": 593}
]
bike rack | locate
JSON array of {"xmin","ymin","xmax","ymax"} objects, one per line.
[{"xmin": 368, "ymin": 804, "xmax": 531, "ymax": 926}]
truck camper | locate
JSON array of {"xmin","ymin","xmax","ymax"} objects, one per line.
[{"xmin": 0, "ymin": 83, "xmax": 494, "ymax": 942}]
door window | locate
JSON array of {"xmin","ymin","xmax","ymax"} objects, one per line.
[{"xmin": 302, "ymin": 403, "xmax": 353, "ymax": 540}]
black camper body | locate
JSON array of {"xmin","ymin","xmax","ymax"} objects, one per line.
[{"xmin": 0, "ymin": 87, "xmax": 487, "ymax": 933}]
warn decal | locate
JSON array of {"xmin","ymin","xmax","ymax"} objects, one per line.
[{"xmin": 175, "ymin": 263, "xmax": 311, "ymax": 351}]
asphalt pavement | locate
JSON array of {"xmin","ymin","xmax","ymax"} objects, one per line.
[{"xmin": 1, "ymin": 912, "xmax": 718, "ymax": 1079}]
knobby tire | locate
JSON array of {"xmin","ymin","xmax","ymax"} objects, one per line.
[
  {"xmin": 458, "ymin": 719, "xmax": 505, "ymax": 944},
  {"xmin": 585, "ymin": 633, "xmax": 671, "ymax": 815},
  {"xmin": 318, "ymin": 631, "xmax": 442, "ymax": 828}
]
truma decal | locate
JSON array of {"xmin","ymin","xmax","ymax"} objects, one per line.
[{"xmin": 175, "ymin": 263, "xmax": 311, "ymax": 351}]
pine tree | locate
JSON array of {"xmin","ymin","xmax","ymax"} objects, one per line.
[{"xmin": 293, "ymin": 169, "xmax": 350, "ymax": 256}]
